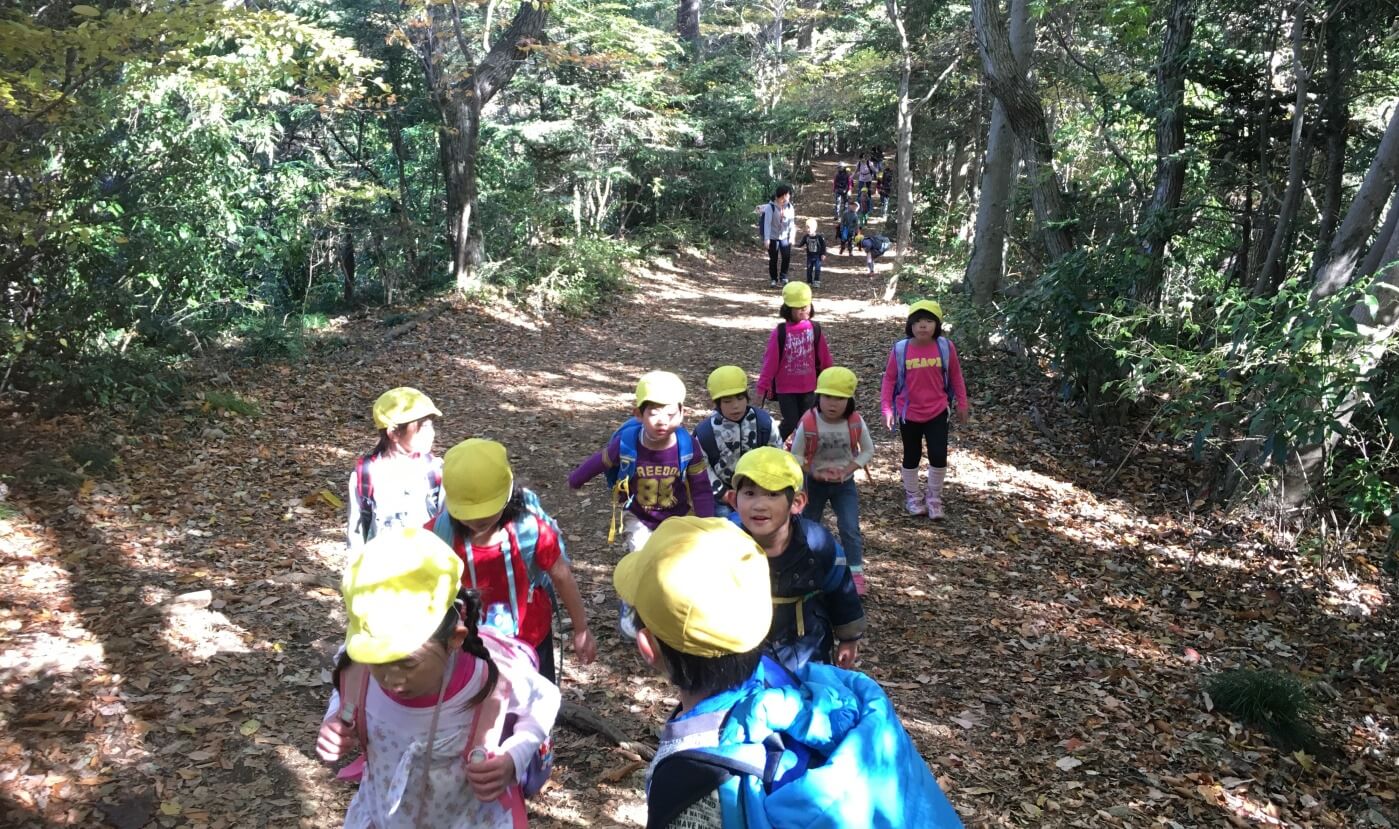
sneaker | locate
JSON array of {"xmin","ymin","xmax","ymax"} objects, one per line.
[
  {"xmin": 813, "ymin": 279, "xmax": 822, "ymax": 288},
  {"xmin": 852, "ymin": 571, "xmax": 867, "ymax": 597},
  {"xmin": 905, "ymin": 494, "xmax": 926, "ymax": 515},
  {"xmin": 617, "ymin": 599, "xmax": 638, "ymax": 642},
  {"xmin": 781, "ymin": 277, "xmax": 789, "ymax": 285},
  {"xmin": 770, "ymin": 277, "xmax": 779, "ymax": 288}
]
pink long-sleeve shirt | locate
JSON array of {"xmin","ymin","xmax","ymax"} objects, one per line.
[
  {"xmin": 879, "ymin": 337, "xmax": 969, "ymax": 422},
  {"xmin": 756, "ymin": 320, "xmax": 834, "ymax": 398}
]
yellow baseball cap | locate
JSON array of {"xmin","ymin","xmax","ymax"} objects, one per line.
[
  {"xmin": 443, "ymin": 439, "xmax": 513, "ymax": 522},
  {"xmin": 908, "ymin": 300, "xmax": 944, "ymax": 320},
  {"xmin": 782, "ymin": 281, "xmax": 812, "ymax": 308},
  {"xmin": 372, "ymin": 387, "xmax": 443, "ymax": 430},
  {"xmin": 732, "ymin": 446, "xmax": 804, "ymax": 494},
  {"xmin": 635, "ymin": 371, "xmax": 686, "ymax": 407},
  {"xmin": 342, "ymin": 527, "xmax": 463, "ymax": 664},
  {"xmin": 613, "ymin": 516, "xmax": 772, "ymax": 657},
  {"xmin": 815, "ymin": 366, "xmax": 858, "ymax": 398},
  {"xmin": 707, "ymin": 366, "xmax": 749, "ymax": 400}
]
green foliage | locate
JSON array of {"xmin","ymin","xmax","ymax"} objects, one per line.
[
  {"xmin": 484, "ymin": 237, "xmax": 636, "ymax": 317},
  {"xmin": 67, "ymin": 442, "xmax": 119, "ymax": 476},
  {"xmin": 1206, "ymin": 668, "xmax": 1320, "ymax": 752},
  {"xmin": 202, "ymin": 391, "xmax": 261, "ymax": 417}
]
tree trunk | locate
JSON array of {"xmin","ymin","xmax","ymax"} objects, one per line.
[
  {"xmin": 1133, "ymin": 0, "xmax": 1197, "ymax": 304},
  {"xmin": 339, "ymin": 233, "xmax": 356, "ymax": 305},
  {"xmin": 885, "ymin": 0, "xmax": 913, "ymax": 287},
  {"xmin": 1310, "ymin": 102, "xmax": 1399, "ymax": 299},
  {"xmin": 1311, "ymin": 16, "xmax": 1348, "ymax": 271},
  {"xmin": 971, "ymin": 0, "xmax": 1075, "ymax": 263},
  {"xmin": 677, "ymin": 0, "xmax": 700, "ymax": 52},
  {"xmin": 966, "ymin": 0, "xmax": 1032, "ymax": 303},
  {"xmin": 1255, "ymin": 3, "xmax": 1311, "ymax": 297}
]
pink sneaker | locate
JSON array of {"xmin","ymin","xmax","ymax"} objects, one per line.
[{"xmin": 852, "ymin": 571, "xmax": 867, "ymax": 596}]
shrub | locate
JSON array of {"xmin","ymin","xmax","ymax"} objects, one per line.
[{"xmin": 1206, "ymin": 668, "xmax": 1320, "ymax": 752}]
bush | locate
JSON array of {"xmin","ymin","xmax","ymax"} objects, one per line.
[
  {"xmin": 1206, "ymin": 668, "xmax": 1320, "ymax": 752},
  {"xmin": 486, "ymin": 236, "xmax": 636, "ymax": 316},
  {"xmin": 21, "ymin": 344, "xmax": 184, "ymax": 417},
  {"xmin": 202, "ymin": 391, "xmax": 261, "ymax": 417}
]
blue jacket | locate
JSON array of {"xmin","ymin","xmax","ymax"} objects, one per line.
[{"xmin": 646, "ymin": 656, "xmax": 962, "ymax": 829}]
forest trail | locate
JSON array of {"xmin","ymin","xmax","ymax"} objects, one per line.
[{"xmin": 1, "ymin": 161, "xmax": 1395, "ymax": 829}]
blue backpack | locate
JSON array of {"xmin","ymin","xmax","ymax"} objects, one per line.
[
  {"xmin": 603, "ymin": 418, "xmax": 697, "ymax": 542},
  {"xmin": 891, "ymin": 336, "xmax": 953, "ymax": 423},
  {"xmin": 693, "ymin": 409, "xmax": 775, "ymax": 472}
]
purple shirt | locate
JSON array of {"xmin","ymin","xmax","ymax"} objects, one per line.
[{"xmin": 568, "ymin": 431, "xmax": 716, "ymax": 529}]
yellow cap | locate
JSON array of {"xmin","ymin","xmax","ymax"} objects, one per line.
[
  {"xmin": 853, "ymin": 233, "xmax": 865, "ymax": 245},
  {"xmin": 613, "ymin": 516, "xmax": 772, "ymax": 657},
  {"xmin": 732, "ymin": 446, "xmax": 804, "ymax": 494},
  {"xmin": 443, "ymin": 439, "xmax": 514, "ymax": 521},
  {"xmin": 372, "ymin": 387, "xmax": 443, "ymax": 430},
  {"xmin": 343, "ymin": 527, "xmax": 463, "ymax": 664},
  {"xmin": 908, "ymin": 300, "xmax": 944, "ymax": 320},
  {"xmin": 815, "ymin": 366, "xmax": 857, "ymax": 398},
  {"xmin": 782, "ymin": 281, "xmax": 812, "ymax": 308},
  {"xmin": 635, "ymin": 371, "xmax": 686, "ymax": 408},
  {"xmin": 707, "ymin": 366, "xmax": 749, "ymax": 400}
]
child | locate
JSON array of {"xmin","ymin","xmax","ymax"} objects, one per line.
[
  {"xmin": 788, "ymin": 367, "xmax": 875, "ymax": 595},
  {"xmin": 858, "ymin": 232, "xmax": 891, "ymax": 274},
  {"xmin": 692, "ymin": 365, "xmax": 782, "ymax": 518},
  {"xmin": 429, "ymin": 438, "xmax": 596, "ymax": 682},
  {"xmin": 347, "ymin": 387, "xmax": 443, "ymax": 550},
  {"xmin": 727, "ymin": 447, "xmax": 864, "ymax": 670},
  {"xmin": 832, "ymin": 164, "xmax": 851, "ymax": 218},
  {"xmin": 317, "ymin": 527, "xmax": 561, "ymax": 829},
  {"xmin": 796, "ymin": 217, "xmax": 827, "ymax": 288},
  {"xmin": 879, "ymin": 163, "xmax": 895, "ymax": 213},
  {"xmin": 838, "ymin": 198, "xmax": 860, "ymax": 256},
  {"xmin": 756, "ymin": 184, "xmax": 796, "ymax": 287},
  {"xmin": 568, "ymin": 370, "xmax": 715, "ymax": 638},
  {"xmin": 755, "ymin": 281, "xmax": 834, "ymax": 442},
  {"xmin": 857, "ymin": 188, "xmax": 873, "ymax": 226},
  {"xmin": 880, "ymin": 300, "xmax": 970, "ymax": 519},
  {"xmin": 614, "ymin": 516, "xmax": 964, "ymax": 828}
]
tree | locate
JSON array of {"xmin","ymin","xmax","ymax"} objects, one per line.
[{"xmin": 677, "ymin": 0, "xmax": 700, "ymax": 51}]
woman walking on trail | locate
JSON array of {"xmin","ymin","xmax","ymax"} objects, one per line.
[{"xmin": 757, "ymin": 185, "xmax": 797, "ymax": 287}]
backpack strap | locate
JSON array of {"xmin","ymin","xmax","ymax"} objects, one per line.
[
  {"xmin": 893, "ymin": 338, "xmax": 911, "ymax": 423},
  {"xmin": 811, "ymin": 322, "xmax": 823, "ymax": 377},
  {"xmin": 774, "ymin": 323, "xmax": 788, "ymax": 398},
  {"xmin": 333, "ymin": 661, "xmax": 372, "ymax": 781},
  {"xmin": 848, "ymin": 415, "xmax": 873, "ymax": 482},
  {"xmin": 694, "ymin": 418, "xmax": 721, "ymax": 467},
  {"xmin": 355, "ymin": 454, "xmax": 373, "ymax": 541},
  {"xmin": 609, "ymin": 420, "xmax": 642, "ymax": 544},
  {"xmin": 753, "ymin": 408, "xmax": 774, "ymax": 447},
  {"xmin": 795, "ymin": 409, "xmax": 819, "ymax": 467},
  {"xmin": 937, "ymin": 336, "xmax": 954, "ymax": 408}
]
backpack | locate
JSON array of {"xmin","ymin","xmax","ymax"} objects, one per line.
[
  {"xmin": 864, "ymin": 235, "xmax": 891, "ymax": 257},
  {"xmin": 891, "ymin": 336, "xmax": 953, "ymax": 423},
  {"xmin": 833, "ymin": 170, "xmax": 849, "ymax": 191},
  {"xmin": 789, "ymin": 408, "xmax": 872, "ymax": 482},
  {"xmin": 603, "ymin": 417, "xmax": 698, "ymax": 542},
  {"xmin": 354, "ymin": 452, "xmax": 443, "ymax": 542},
  {"xmin": 694, "ymin": 409, "xmax": 776, "ymax": 484},
  {"xmin": 772, "ymin": 322, "xmax": 824, "ymax": 397}
]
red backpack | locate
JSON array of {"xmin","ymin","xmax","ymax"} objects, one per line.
[{"xmin": 787, "ymin": 409, "xmax": 873, "ymax": 482}]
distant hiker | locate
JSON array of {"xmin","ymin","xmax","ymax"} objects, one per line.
[
  {"xmin": 347, "ymin": 387, "xmax": 443, "ymax": 551},
  {"xmin": 854, "ymin": 153, "xmax": 877, "ymax": 199},
  {"xmin": 788, "ymin": 367, "xmax": 874, "ymax": 595},
  {"xmin": 317, "ymin": 527, "xmax": 560, "ymax": 829},
  {"xmin": 857, "ymin": 232, "xmax": 891, "ymax": 274},
  {"xmin": 756, "ymin": 282, "xmax": 834, "ymax": 442},
  {"xmin": 832, "ymin": 164, "xmax": 852, "ymax": 218},
  {"xmin": 871, "ymin": 144, "xmax": 885, "ymax": 172},
  {"xmin": 796, "ymin": 218, "xmax": 827, "ymax": 288},
  {"xmin": 838, "ymin": 199, "xmax": 860, "ymax": 256},
  {"xmin": 756, "ymin": 184, "xmax": 797, "ymax": 288},
  {"xmin": 693, "ymin": 366, "xmax": 782, "ymax": 519},
  {"xmin": 428, "ymin": 438, "xmax": 596, "ymax": 682},
  {"xmin": 879, "ymin": 300, "xmax": 970, "ymax": 519},
  {"xmin": 613, "ymin": 515, "xmax": 963, "ymax": 829},
  {"xmin": 879, "ymin": 163, "xmax": 895, "ymax": 213},
  {"xmin": 856, "ymin": 188, "xmax": 873, "ymax": 226},
  {"xmin": 568, "ymin": 371, "xmax": 714, "ymax": 639}
]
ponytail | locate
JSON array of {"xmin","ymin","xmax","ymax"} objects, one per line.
[
  {"xmin": 368, "ymin": 430, "xmax": 391, "ymax": 458},
  {"xmin": 449, "ymin": 589, "xmax": 499, "ymax": 707}
]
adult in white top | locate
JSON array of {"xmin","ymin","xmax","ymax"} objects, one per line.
[{"xmin": 756, "ymin": 184, "xmax": 797, "ymax": 287}]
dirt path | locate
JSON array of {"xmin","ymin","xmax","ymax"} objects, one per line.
[{"xmin": 2, "ymin": 161, "xmax": 1395, "ymax": 829}]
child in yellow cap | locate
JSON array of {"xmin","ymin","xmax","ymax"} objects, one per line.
[
  {"xmin": 692, "ymin": 366, "xmax": 782, "ymax": 519},
  {"xmin": 568, "ymin": 371, "xmax": 714, "ymax": 639},
  {"xmin": 755, "ymin": 281, "xmax": 835, "ymax": 442},
  {"xmin": 318, "ymin": 527, "xmax": 560, "ymax": 829},
  {"xmin": 879, "ymin": 300, "xmax": 970, "ymax": 519},
  {"xmin": 789, "ymin": 366, "xmax": 875, "ymax": 595},
  {"xmin": 616, "ymin": 515, "xmax": 961, "ymax": 828},
  {"xmin": 347, "ymin": 387, "xmax": 443, "ymax": 550},
  {"xmin": 429, "ymin": 439, "xmax": 595, "ymax": 682},
  {"xmin": 726, "ymin": 447, "xmax": 865, "ymax": 671}
]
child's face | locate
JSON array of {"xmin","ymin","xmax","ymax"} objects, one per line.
[
  {"xmin": 390, "ymin": 417, "xmax": 436, "ymax": 455},
  {"xmin": 817, "ymin": 394, "xmax": 848, "ymax": 421},
  {"xmin": 735, "ymin": 479, "xmax": 801, "ymax": 544},
  {"xmin": 911, "ymin": 318, "xmax": 938, "ymax": 341},
  {"xmin": 790, "ymin": 305, "xmax": 811, "ymax": 323},
  {"xmin": 716, "ymin": 394, "xmax": 749, "ymax": 423},
  {"xmin": 369, "ymin": 635, "xmax": 459, "ymax": 698},
  {"xmin": 637, "ymin": 403, "xmax": 684, "ymax": 443}
]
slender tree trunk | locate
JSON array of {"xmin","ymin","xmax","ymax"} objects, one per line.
[
  {"xmin": 1311, "ymin": 16, "xmax": 1348, "ymax": 270},
  {"xmin": 677, "ymin": 0, "xmax": 701, "ymax": 52},
  {"xmin": 1311, "ymin": 102, "xmax": 1399, "ymax": 299},
  {"xmin": 1133, "ymin": 0, "xmax": 1197, "ymax": 304},
  {"xmin": 1255, "ymin": 3, "xmax": 1311, "ymax": 297},
  {"xmin": 966, "ymin": 0, "xmax": 1031, "ymax": 303}
]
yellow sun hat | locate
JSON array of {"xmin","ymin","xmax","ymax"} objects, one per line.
[
  {"xmin": 443, "ymin": 439, "xmax": 513, "ymax": 522},
  {"xmin": 732, "ymin": 446, "xmax": 804, "ymax": 494},
  {"xmin": 634, "ymin": 371, "xmax": 687, "ymax": 408},
  {"xmin": 907, "ymin": 300, "xmax": 944, "ymax": 320},
  {"xmin": 815, "ymin": 366, "xmax": 858, "ymax": 399},
  {"xmin": 372, "ymin": 387, "xmax": 442, "ymax": 430},
  {"xmin": 613, "ymin": 516, "xmax": 772, "ymax": 657},
  {"xmin": 706, "ymin": 366, "xmax": 749, "ymax": 401},
  {"xmin": 342, "ymin": 527, "xmax": 463, "ymax": 665},
  {"xmin": 782, "ymin": 281, "xmax": 812, "ymax": 308}
]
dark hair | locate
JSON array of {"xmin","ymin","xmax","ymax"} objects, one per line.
[
  {"xmin": 449, "ymin": 484, "xmax": 527, "ymax": 537},
  {"xmin": 771, "ymin": 184, "xmax": 793, "ymax": 201},
  {"xmin": 905, "ymin": 310, "xmax": 943, "ymax": 339},
  {"xmin": 331, "ymin": 588, "xmax": 499, "ymax": 707},
  {"xmin": 714, "ymin": 391, "xmax": 749, "ymax": 408},
  {"xmin": 635, "ymin": 609, "xmax": 764, "ymax": 696},
  {"xmin": 368, "ymin": 415, "xmax": 433, "ymax": 458},
  {"xmin": 731, "ymin": 474, "xmax": 797, "ymax": 506},
  {"xmin": 818, "ymin": 394, "xmax": 857, "ymax": 419},
  {"xmin": 780, "ymin": 304, "xmax": 815, "ymax": 322}
]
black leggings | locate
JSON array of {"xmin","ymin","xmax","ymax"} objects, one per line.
[
  {"xmin": 768, "ymin": 240, "xmax": 791, "ymax": 282},
  {"xmin": 776, "ymin": 392, "xmax": 815, "ymax": 441},
  {"xmin": 900, "ymin": 411, "xmax": 949, "ymax": 469},
  {"xmin": 533, "ymin": 621, "xmax": 556, "ymax": 684}
]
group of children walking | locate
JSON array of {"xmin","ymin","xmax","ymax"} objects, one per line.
[{"xmin": 315, "ymin": 292, "xmax": 968, "ymax": 827}]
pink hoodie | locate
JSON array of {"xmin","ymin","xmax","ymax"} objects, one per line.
[{"xmin": 756, "ymin": 320, "xmax": 834, "ymax": 397}]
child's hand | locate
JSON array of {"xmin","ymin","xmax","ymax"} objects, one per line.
[
  {"xmin": 883, "ymin": 412, "xmax": 896, "ymax": 431},
  {"xmin": 957, "ymin": 405, "xmax": 971, "ymax": 426},
  {"xmin": 572, "ymin": 626, "xmax": 597, "ymax": 664},
  {"xmin": 466, "ymin": 752, "xmax": 518, "ymax": 802},
  {"xmin": 835, "ymin": 641, "xmax": 860, "ymax": 669},
  {"xmin": 316, "ymin": 716, "xmax": 356, "ymax": 762}
]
